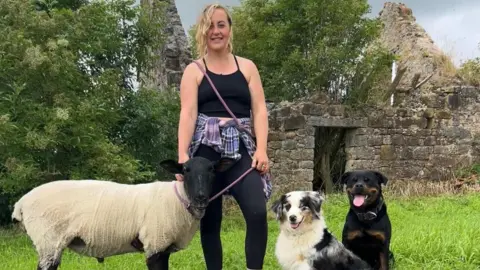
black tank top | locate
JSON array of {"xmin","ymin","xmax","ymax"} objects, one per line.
[{"xmin": 197, "ymin": 55, "xmax": 252, "ymax": 118}]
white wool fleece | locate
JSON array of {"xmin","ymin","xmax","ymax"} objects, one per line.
[{"xmin": 13, "ymin": 180, "xmax": 198, "ymax": 258}]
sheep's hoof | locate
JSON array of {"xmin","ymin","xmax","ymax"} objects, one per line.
[{"xmin": 96, "ymin": 257, "xmax": 104, "ymax": 263}]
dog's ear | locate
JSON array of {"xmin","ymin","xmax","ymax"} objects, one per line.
[
  {"xmin": 372, "ymin": 170, "xmax": 388, "ymax": 185},
  {"xmin": 160, "ymin": 160, "xmax": 183, "ymax": 174},
  {"xmin": 307, "ymin": 191, "xmax": 324, "ymax": 218},
  {"xmin": 340, "ymin": 171, "xmax": 352, "ymax": 185},
  {"xmin": 270, "ymin": 195, "xmax": 285, "ymax": 220}
]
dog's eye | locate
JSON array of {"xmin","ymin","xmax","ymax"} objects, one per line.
[
  {"xmin": 285, "ymin": 203, "xmax": 291, "ymax": 211},
  {"xmin": 301, "ymin": 206, "xmax": 309, "ymax": 211},
  {"xmin": 364, "ymin": 178, "xmax": 369, "ymax": 182}
]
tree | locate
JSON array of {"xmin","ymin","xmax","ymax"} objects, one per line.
[
  {"xmin": 228, "ymin": 0, "xmax": 394, "ymax": 103},
  {"xmin": 0, "ymin": 0, "xmax": 177, "ymax": 225}
]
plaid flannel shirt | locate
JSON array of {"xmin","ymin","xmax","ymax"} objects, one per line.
[{"xmin": 188, "ymin": 113, "xmax": 273, "ymax": 200}]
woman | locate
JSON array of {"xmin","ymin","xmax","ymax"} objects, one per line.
[{"xmin": 177, "ymin": 3, "xmax": 272, "ymax": 270}]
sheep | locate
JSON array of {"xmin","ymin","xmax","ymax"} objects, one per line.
[{"xmin": 11, "ymin": 156, "xmax": 235, "ymax": 270}]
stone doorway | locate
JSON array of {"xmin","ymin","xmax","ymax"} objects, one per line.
[{"xmin": 313, "ymin": 126, "xmax": 355, "ymax": 193}]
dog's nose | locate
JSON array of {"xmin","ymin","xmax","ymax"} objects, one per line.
[
  {"xmin": 354, "ymin": 183, "xmax": 364, "ymax": 188},
  {"xmin": 289, "ymin": 215, "xmax": 297, "ymax": 222}
]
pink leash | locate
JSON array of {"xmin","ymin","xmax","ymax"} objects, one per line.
[{"xmin": 174, "ymin": 60, "xmax": 256, "ymax": 208}]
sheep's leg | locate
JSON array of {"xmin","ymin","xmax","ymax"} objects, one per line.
[
  {"xmin": 146, "ymin": 251, "xmax": 170, "ymax": 270},
  {"xmin": 36, "ymin": 249, "xmax": 63, "ymax": 270}
]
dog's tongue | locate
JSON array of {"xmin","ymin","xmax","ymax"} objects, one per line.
[{"xmin": 353, "ymin": 195, "xmax": 365, "ymax": 207}]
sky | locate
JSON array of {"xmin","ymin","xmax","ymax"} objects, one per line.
[{"xmin": 174, "ymin": 0, "xmax": 480, "ymax": 66}]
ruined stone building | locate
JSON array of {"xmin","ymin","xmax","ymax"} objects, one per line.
[{"xmin": 266, "ymin": 2, "xmax": 480, "ymax": 192}]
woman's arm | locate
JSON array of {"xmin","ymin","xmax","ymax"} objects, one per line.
[
  {"xmin": 177, "ymin": 63, "xmax": 199, "ymax": 163},
  {"xmin": 247, "ymin": 59, "xmax": 269, "ymax": 172}
]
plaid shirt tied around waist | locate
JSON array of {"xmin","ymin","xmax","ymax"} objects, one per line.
[{"xmin": 188, "ymin": 113, "xmax": 273, "ymax": 200}]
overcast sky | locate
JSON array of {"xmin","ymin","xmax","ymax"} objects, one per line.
[{"xmin": 174, "ymin": 0, "xmax": 480, "ymax": 66}]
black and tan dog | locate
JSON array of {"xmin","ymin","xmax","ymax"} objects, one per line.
[{"xmin": 340, "ymin": 170, "xmax": 394, "ymax": 270}]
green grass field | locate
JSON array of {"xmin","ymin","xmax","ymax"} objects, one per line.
[{"xmin": 1, "ymin": 192, "xmax": 479, "ymax": 270}]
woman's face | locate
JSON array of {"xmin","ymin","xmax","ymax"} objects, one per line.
[{"xmin": 206, "ymin": 8, "xmax": 231, "ymax": 53}]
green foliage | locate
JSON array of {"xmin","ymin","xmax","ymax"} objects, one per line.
[
  {"xmin": 458, "ymin": 56, "xmax": 480, "ymax": 87},
  {"xmin": 0, "ymin": 0, "xmax": 177, "ymax": 224},
  {"xmin": 224, "ymin": 0, "xmax": 395, "ymax": 102},
  {"xmin": 113, "ymin": 87, "xmax": 180, "ymax": 183},
  {"xmin": 187, "ymin": 25, "xmax": 199, "ymax": 60}
]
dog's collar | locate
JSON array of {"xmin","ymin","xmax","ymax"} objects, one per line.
[{"xmin": 353, "ymin": 197, "xmax": 384, "ymax": 222}]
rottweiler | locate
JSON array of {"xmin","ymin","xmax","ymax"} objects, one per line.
[{"xmin": 340, "ymin": 170, "xmax": 394, "ymax": 270}]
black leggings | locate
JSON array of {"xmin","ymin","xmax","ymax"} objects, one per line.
[{"xmin": 193, "ymin": 142, "xmax": 268, "ymax": 269}]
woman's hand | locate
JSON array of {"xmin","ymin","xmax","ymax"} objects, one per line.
[
  {"xmin": 176, "ymin": 153, "xmax": 190, "ymax": 182},
  {"xmin": 252, "ymin": 149, "xmax": 269, "ymax": 174}
]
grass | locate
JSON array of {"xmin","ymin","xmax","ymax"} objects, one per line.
[{"xmin": 1, "ymin": 192, "xmax": 479, "ymax": 269}]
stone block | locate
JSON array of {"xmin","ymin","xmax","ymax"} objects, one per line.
[
  {"xmin": 395, "ymin": 146, "xmax": 412, "ymax": 160},
  {"xmin": 434, "ymin": 155, "xmax": 457, "ymax": 168},
  {"xmin": 327, "ymin": 105, "xmax": 345, "ymax": 116},
  {"xmin": 305, "ymin": 126, "xmax": 316, "ymax": 135},
  {"xmin": 269, "ymin": 141, "xmax": 282, "ymax": 149},
  {"xmin": 299, "ymin": 161, "xmax": 314, "ymax": 169},
  {"xmin": 405, "ymin": 136, "xmax": 422, "ymax": 146},
  {"xmin": 368, "ymin": 115, "xmax": 394, "ymax": 128},
  {"xmin": 301, "ymin": 103, "xmax": 327, "ymax": 116},
  {"xmin": 290, "ymin": 149, "xmax": 314, "ymax": 160},
  {"xmin": 307, "ymin": 117, "xmax": 367, "ymax": 127},
  {"xmin": 284, "ymin": 115, "xmax": 306, "ymax": 131},
  {"xmin": 268, "ymin": 131, "xmax": 286, "ymax": 141},
  {"xmin": 433, "ymin": 145, "xmax": 456, "ymax": 155},
  {"xmin": 285, "ymin": 131, "xmax": 297, "ymax": 139},
  {"xmin": 391, "ymin": 134, "xmax": 405, "ymax": 145},
  {"xmin": 275, "ymin": 150, "xmax": 290, "ymax": 159},
  {"xmin": 345, "ymin": 147, "xmax": 375, "ymax": 160},
  {"xmin": 435, "ymin": 110, "xmax": 452, "ymax": 119},
  {"xmin": 367, "ymin": 135, "xmax": 384, "ymax": 146},
  {"xmin": 456, "ymin": 145, "xmax": 471, "ymax": 155},
  {"xmin": 293, "ymin": 169, "xmax": 314, "ymax": 182},
  {"xmin": 380, "ymin": 145, "xmax": 396, "ymax": 160},
  {"xmin": 278, "ymin": 106, "xmax": 291, "ymax": 117},
  {"xmin": 396, "ymin": 108, "xmax": 409, "ymax": 117},
  {"xmin": 302, "ymin": 136, "xmax": 315, "ymax": 149},
  {"xmin": 411, "ymin": 146, "xmax": 432, "ymax": 160},
  {"xmin": 423, "ymin": 108, "xmax": 434, "ymax": 118},
  {"xmin": 447, "ymin": 93, "xmax": 460, "ymax": 110},
  {"xmin": 424, "ymin": 136, "xmax": 436, "ymax": 146},
  {"xmin": 383, "ymin": 135, "xmax": 392, "ymax": 145},
  {"xmin": 282, "ymin": 140, "xmax": 297, "ymax": 150},
  {"xmin": 346, "ymin": 135, "xmax": 368, "ymax": 147}
]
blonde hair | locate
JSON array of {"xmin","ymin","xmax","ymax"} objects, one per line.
[{"xmin": 195, "ymin": 4, "xmax": 233, "ymax": 58}]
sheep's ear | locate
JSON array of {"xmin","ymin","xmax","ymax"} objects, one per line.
[
  {"xmin": 159, "ymin": 159, "xmax": 183, "ymax": 174},
  {"xmin": 213, "ymin": 158, "xmax": 236, "ymax": 173}
]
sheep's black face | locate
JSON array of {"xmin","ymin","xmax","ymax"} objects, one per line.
[{"xmin": 160, "ymin": 157, "xmax": 236, "ymax": 209}]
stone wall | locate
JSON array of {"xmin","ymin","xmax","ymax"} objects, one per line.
[
  {"xmin": 267, "ymin": 86, "xmax": 480, "ymax": 192},
  {"xmin": 140, "ymin": 0, "xmax": 192, "ymax": 91}
]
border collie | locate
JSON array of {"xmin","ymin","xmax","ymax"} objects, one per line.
[{"xmin": 271, "ymin": 191, "xmax": 372, "ymax": 270}]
